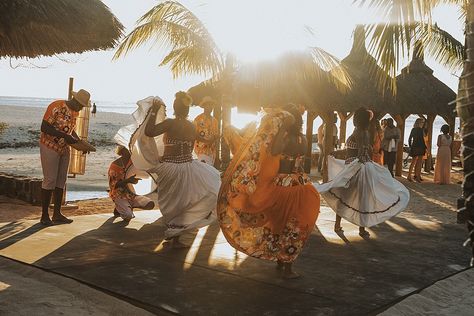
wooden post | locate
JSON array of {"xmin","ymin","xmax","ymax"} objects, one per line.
[
  {"xmin": 68, "ymin": 77, "xmax": 74, "ymax": 100},
  {"xmin": 214, "ymin": 103, "xmax": 222, "ymax": 168},
  {"xmin": 305, "ymin": 111, "xmax": 317, "ymax": 174},
  {"xmin": 221, "ymin": 103, "xmax": 232, "ymax": 166},
  {"xmin": 306, "ymin": 111, "xmax": 317, "ymax": 157},
  {"xmin": 425, "ymin": 114, "xmax": 436, "ymax": 172},
  {"xmin": 393, "ymin": 114, "xmax": 408, "ymax": 177},
  {"xmin": 337, "ymin": 112, "xmax": 353, "ymax": 144},
  {"xmin": 322, "ymin": 111, "xmax": 335, "ymax": 182}
]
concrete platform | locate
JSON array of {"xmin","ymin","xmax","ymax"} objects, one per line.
[
  {"xmin": 0, "ymin": 256, "xmax": 155, "ymax": 316},
  {"xmin": 381, "ymin": 267, "xmax": 474, "ymax": 316},
  {"xmin": 0, "ymin": 206, "xmax": 470, "ymax": 315}
]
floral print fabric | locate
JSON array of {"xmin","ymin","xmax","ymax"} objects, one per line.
[
  {"xmin": 40, "ymin": 100, "xmax": 78, "ymax": 154},
  {"xmin": 108, "ymin": 160, "xmax": 135, "ymax": 200},
  {"xmin": 193, "ymin": 113, "xmax": 219, "ymax": 160},
  {"xmin": 218, "ymin": 111, "xmax": 320, "ymax": 263}
]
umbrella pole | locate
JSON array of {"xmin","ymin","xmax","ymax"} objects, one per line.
[
  {"xmin": 393, "ymin": 114, "xmax": 408, "ymax": 177},
  {"xmin": 322, "ymin": 111, "xmax": 335, "ymax": 182},
  {"xmin": 425, "ymin": 114, "xmax": 436, "ymax": 172},
  {"xmin": 214, "ymin": 102, "xmax": 222, "ymax": 169},
  {"xmin": 221, "ymin": 102, "xmax": 231, "ymax": 168},
  {"xmin": 305, "ymin": 111, "xmax": 317, "ymax": 174}
]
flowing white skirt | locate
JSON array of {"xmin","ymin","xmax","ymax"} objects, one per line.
[
  {"xmin": 315, "ymin": 156, "xmax": 409, "ymax": 227},
  {"xmin": 114, "ymin": 96, "xmax": 221, "ymax": 238},
  {"xmin": 150, "ymin": 160, "xmax": 221, "ymax": 238}
]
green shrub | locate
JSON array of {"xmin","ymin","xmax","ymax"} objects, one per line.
[{"xmin": 0, "ymin": 122, "xmax": 8, "ymax": 137}]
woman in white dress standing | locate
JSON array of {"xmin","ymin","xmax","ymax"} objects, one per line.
[
  {"xmin": 115, "ymin": 92, "xmax": 221, "ymax": 248},
  {"xmin": 434, "ymin": 125, "xmax": 452, "ymax": 184},
  {"xmin": 316, "ymin": 108, "xmax": 410, "ymax": 237}
]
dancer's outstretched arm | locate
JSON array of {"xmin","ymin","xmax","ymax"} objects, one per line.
[
  {"xmin": 271, "ymin": 116, "xmax": 294, "ymax": 155},
  {"xmin": 145, "ymin": 101, "xmax": 170, "ymax": 137}
]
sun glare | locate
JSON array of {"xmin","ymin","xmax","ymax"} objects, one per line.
[{"xmin": 187, "ymin": 0, "xmax": 381, "ymax": 63}]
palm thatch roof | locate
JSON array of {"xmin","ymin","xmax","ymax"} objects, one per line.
[
  {"xmin": 187, "ymin": 51, "xmax": 349, "ymax": 113},
  {"xmin": 0, "ymin": 0, "xmax": 124, "ymax": 58},
  {"xmin": 394, "ymin": 43, "xmax": 456, "ymax": 117},
  {"xmin": 333, "ymin": 26, "xmax": 393, "ymax": 114},
  {"xmin": 187, "ymin": 79, "xmax": 222, "ymax": 106}
]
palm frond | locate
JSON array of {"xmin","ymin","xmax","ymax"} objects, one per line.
[
  {"xmin": 309, "ymin": 47, "xmax": 352, "ymax": 91},
  {"xmin": 364, "ymin": 23, "xmax": 416, "ymax": 92},
  {"xmin": 417, "ymin": 22, "xmax": 464, "ymax": 71},
  {"xmin": 353, "ymin": 0, "xmax": 438, "ymax": 24},
  {"xmin": 114, "ymin": 0, "xmax": 223, "ymax": 78}
]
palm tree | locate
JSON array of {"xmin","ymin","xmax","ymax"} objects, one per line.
[
  {"xmin": 354, "ymin": 0, "xmax": 473, "ymax": 265},
  {"xmin": 114, "ymin": 0, "xmax": 351, "ymax": 167}
]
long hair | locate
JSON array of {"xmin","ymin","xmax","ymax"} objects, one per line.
[
  {"xmin": 282, "ymin": 103, "xmax": 303, "ymax": 136},
  {"xmin": 414, "ymin": 118, "xmax": 424, "ymax": 128},
  {"xmin": 353, "ymin": 107, "xmax": 371, "ymax": 154},
  {"xmin": 173, "ymin": 91, "xmax": 192, "ymax": 118},
  {"xmin": 368, "ymin": 117, "xmax": 382, "ymax": 146}
]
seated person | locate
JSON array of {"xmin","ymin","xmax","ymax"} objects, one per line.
[{"xmin": 108, "ymin": 145, "xmax": 155, "ymax": 221}]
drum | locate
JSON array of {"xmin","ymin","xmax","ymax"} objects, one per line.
[{"xmin": 125, "ymin": 164, "xmax": 157, "ymax": 195}]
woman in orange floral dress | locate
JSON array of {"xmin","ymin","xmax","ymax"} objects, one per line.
[
  {"xmin": 369, "ymin": 117, "xmax": 383, "ymax": 165},
  {"xmin": 219, "ymin": 105, "xmax": 320, "ymax": 279}
]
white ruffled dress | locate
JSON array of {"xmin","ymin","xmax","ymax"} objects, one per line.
[
  {"xmin": 115, "ymin": 97, "xmax": 221, "ymax": 238},
  {"xmin": 315, "ymin": 155, "xmax": 410, "ymax": 227}
]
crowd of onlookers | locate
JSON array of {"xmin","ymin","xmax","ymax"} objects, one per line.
[{"xmin": 316, "ymin": 115, "xmax": 453, "ymax": 184}]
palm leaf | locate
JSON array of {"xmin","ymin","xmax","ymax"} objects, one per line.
[
  {"xmin": 310, "ymin": 47, "xmax": 352, "ymax": 90},
  {"xmin": 354, "ymin": 0, "xmax": 464, "ymax": 92},
  {"xmin": 417, "ymin": 22, "xmax": 464, "ymax": 71},
  {"xmin": 114, "ymin": 0, "xmax": 223, "ymax": 78}
]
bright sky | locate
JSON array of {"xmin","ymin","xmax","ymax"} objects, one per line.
[{"xmin": 0, "ymin": 0, "xmax": 463, "ymax": 110}]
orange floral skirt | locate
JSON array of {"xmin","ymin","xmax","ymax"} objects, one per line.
[{"xmin": 219, "ymin": 173, "xmax": 320, "ymax": 263}]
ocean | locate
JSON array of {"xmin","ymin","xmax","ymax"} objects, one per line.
[{"xmin": 0, "ymin": 95, "xmax": 460, "ymax": 155}]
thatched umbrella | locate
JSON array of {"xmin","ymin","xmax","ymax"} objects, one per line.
[
  {"xmin": 334, "ymin": 26, "xmax": 394, "ymax": 143},
  {"xmin": 0, "ymin": 0, "xmax": 123, "ymax": 58},
  {"xmin": 187, "ymin": 79, "xmax": 222, "ymax": 106},
  {"xmin": 395, "ymin": 43, "xmax": 457, "ymax": 171}
]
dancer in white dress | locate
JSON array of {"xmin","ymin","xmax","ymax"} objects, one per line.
[
  {"xmin": 315, "ymin": 108, "xmax": 409, "ymax": 237},
  {"xmin": 114, "ymin": 92, "xmax": 221, "ymax": 248}
]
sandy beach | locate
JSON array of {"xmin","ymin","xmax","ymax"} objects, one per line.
[
  {"xmin": 0, "ymin": 105, "xmax": 132, "ymax": 148},
  {"xmin": 0, "ymin": 104, "xmax": 463, "ymax": 225},
  {"xmin": 0, "ymin": 105, "xmax": 132, "ymax": 195}
]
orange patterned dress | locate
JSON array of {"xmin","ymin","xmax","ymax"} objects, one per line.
[
  {"xmin": 372, "ymin": 131, "xmax": 383, "ymax": 165},
  {"xmin": 218, "ymin": 111, "xmax": 320, "ymax": 263},
  {"xmin": 193, "ymin": 113, "xmax": 219, "ymax": 162}
]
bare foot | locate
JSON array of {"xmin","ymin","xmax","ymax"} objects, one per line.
[
  {"xmin": 276, "ymin": 260, "xmax": 284, "ymax": 271},
  {"xmin": 281, "ymin": 263, "xmax": 301, "ymax": 279},
  {"xmin": 334, "ymin": 226, "xmax": 344, "ymax": 233},
  {"xmin": 52, "ymin": 214, "xmax": 73, "ymax": 224},
  {"xmin": 359, "ymin": 228, "xmax": 370, "ymax": 238},
  {"xmin": 282, "ymin": 270, "xmax": 301, "ymax": 279},
  {"xmin": 144, "ymin": 201, "xmax": 155, "ymax": 210},
  {"xmin": 172, "ymin": 238, "xmax": 190, "ymax": 249},
  {"xmin": 40, "ymin": 217, "xmax": 54, "ymax": 226}
]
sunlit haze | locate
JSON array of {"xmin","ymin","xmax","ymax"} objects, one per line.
[{"xmin": 0, "ymin": 0, "xmax": 463, "ymax": 130}]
